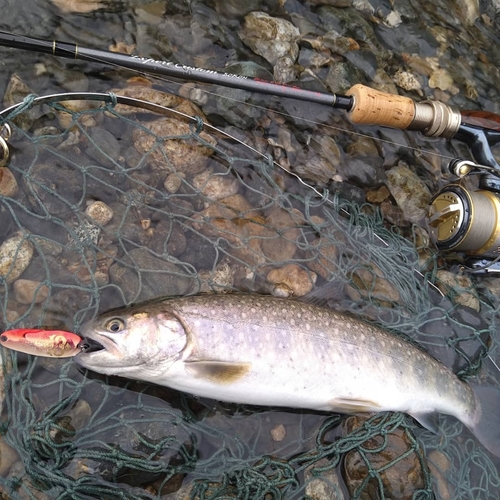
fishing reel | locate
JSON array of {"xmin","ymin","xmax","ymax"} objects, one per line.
[{"xmin": 427, "ymin": 115, "xmax": 500, "ymax": 274}]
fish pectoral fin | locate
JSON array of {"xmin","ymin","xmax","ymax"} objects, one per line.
[
  {"xmin": 184, "ymin": 360, "xmax": 251, "ymax": 384},
  {"xmin": 409, "ymin": 412, "xmax": 439, "ymax": 434},
  {"xmin": 328, "ymin": 397, "xmax": 382, "ymax": 413}
]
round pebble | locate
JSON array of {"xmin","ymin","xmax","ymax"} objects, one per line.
[
  {"xmin": 85, "ymin": 201, "xmax": 114, "ymax": 226},
  {"xmin": 270, "ymin": 424, "xmax": 286, "ymax": 442},
  {"xmin": 0, "ymin": 232, "xmax": 34, "ymax": 284},
  {"xmin": 13, "ymin": 279, "xmax": 49, "ymax": 304},
  {"xmin": 0, "ymin": 168, "xmax": 18, "ymax": 197},
  {"xmin": 0, "ymin": 437, "xmax": 18, "ymax": 476},
  {"xmin": 164, "ymin": 172, "xmax": 185, "ymax": 194}
]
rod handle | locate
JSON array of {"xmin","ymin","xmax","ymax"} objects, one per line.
[{"xmin": 346, "ymin": 84, "xmax": 415, "ymax": 129}]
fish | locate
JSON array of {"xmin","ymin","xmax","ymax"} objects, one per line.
[
  {"xmin": 75, "ymin": 293, "xmax": 500, "ymax": 457},
  {"xmin": 0, "ymin": 328, "xmax": 82, "ymax": 357}
]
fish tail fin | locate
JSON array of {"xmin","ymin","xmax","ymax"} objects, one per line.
[{"xmin": 467, "ymin": 385, "xmax": 500, "ymax": 457}]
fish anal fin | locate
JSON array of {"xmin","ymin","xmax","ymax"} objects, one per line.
[
  {"xmin": 409, "ymin": 412, "xmax": 439, "ymax": 434},
  {"xmin": 185, "ymin": 360, "xmax": 251, "ymax": 384},
  {"xmin": 328, "ymin": 397, "xmax": 382, "ymax": 413}
]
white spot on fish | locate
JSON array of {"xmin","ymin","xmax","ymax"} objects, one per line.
[
  {"xmin": 251, "ymin": 307, "xmax": 256, "ymax": 313},
  {"xmin": 306, "ymin": 324, "xmax": 311, "ymax": 331}
]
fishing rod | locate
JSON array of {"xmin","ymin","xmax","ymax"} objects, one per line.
[{"xmin": 2, "ymin": 31, "xmax": 500, "ymax": 273}]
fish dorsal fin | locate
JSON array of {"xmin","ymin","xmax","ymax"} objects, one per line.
[
  {"xmin": 185, "ymin": 360, "xmax": 251, "ymax": 384},
  {"xmin": 328, "ymin": 397, "xmax": 382, "ymax": 413},
  {"xmin": 410, "ymin": 412, "xmax": 439, "ymax": 434}
]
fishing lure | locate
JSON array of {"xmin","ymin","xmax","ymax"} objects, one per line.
[{"xmin": 0, "ymin": 328, "xmax": 82, "ymax": 357}]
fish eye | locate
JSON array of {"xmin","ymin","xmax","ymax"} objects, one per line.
[{"xmin": 105, "ymin": 317, "xmax": 126, "ymax": 333}]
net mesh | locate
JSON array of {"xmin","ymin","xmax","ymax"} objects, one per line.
[{"xmin": 0, "ymin": 92, "xmax": 498, "ymax": 499}]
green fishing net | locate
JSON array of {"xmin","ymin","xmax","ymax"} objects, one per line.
[{"xmin": 0, "ymin": 91, "xmax": 498, "ymax": 499}]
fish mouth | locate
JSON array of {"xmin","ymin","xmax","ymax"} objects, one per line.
[{"xmin": 77, "ymin": 337, "xmax": 105, "ymax": 353}]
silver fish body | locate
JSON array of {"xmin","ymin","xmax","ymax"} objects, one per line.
[{"xmin": 76, "ymin": 294, "xmax": 500, "ymax": 457}]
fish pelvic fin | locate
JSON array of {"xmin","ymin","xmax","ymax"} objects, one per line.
[
  {"xmin": 185, "ymin": 360, "xmax": 251, "ymax": 384},
  {"xmin": 409, "ymin": 412, "xmax": 439, "ymax": 434},
  {"xmin": 466, "ymin": 385, "xmax": 500, "ymax": 458},
  {"xmin": 327, "ymin": 397, "xmax": 382, "ymax": 413}
]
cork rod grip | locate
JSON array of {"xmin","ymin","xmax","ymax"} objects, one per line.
[{"xmin": 346, "ymin": 84, "xmax": 416, "ymax": 129}]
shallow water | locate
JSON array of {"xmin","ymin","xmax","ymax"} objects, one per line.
[{"xmin": 1, "ymin": 0, "xmax": 500, "ymax": 498}]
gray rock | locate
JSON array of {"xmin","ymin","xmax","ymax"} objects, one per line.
[
  {"xmin": 109, "ymin": 247, "xmax": 194, "ymax": 303},
  {"xmin": 385, "ymin": 163, "xmax": 432, "ymax": 223},
  {"xmin": 86, "ymin": 127, "xmax": 121, "ymax": 168}
]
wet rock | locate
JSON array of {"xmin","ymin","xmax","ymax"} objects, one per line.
[
  {"xmin": 427, "ymin": 450, "xmax": 454, "ymax": 500},
  {"xmin": 305, "ymin": 458, "xmax": 345, "ymax": 500},
  {"xmin": 13, "ymin": 279, "xmax": 49, "ymax": 304},
  {"xmin": 0, "ymin": 232, "xmax": 34, "ymax": 284},
  {"xmin": 270, "ymin": 424, "xmax": 286, "ymax": 442},
  {"xmin": 51, "ymin": 0, "xmax": 106, "ymax": 14},
  {"xmin": 326, "ymin": 62, "xmax": 361, "ymax": 93},
  {"xmin": 103, "ymin": 202, "xmax": 149, "ymax": 246},
  {"xmin": 178, "ymin": 83, "xmax": 209, "ymax": 106},
  {"xmin": 0, "ymin": 435, "xmax": 18, "ymax": 476},
  {"xmin": 3, "ymin": 74, "xmax": 35, "ymax": 131},
  {"xmin": 429, "ymin": 68, "xmax": 458, "ymax": 94},
  {"xmin": 198, "ymin": 259, "xmax": 235, "ymax": 293},
  {"xmin": 319, "ymin": 30, "xmax": 360, "ymax": 56},
  {"xmin": 26, "ymin": 162, "xmax": 84, "ymax": 216},
  {"xmin": 164, "ymin": 172, "xmax": 185, "ymax": 194},
  {"xmin": 308, "ymin": 0, "xmax": 352, "ymax": 5},
  {"xmin": 85, "ymin": 201, "xmax": 114, "ymax": 226},
  {"xmin": 148, "ymin": 219, "xmax": 187, "ymax": 257},
  {"xmin": 273, "ymin": 56, "xmax": 298, "ymax": 84},
  {"xmin": 295, "ymin": 135, "xmax": 341, "ymax": 185},
  {"xmin": 239, "ymin": 12, "xmax": 300, "ymax": 66},
  {"xmin": 180, "ymin": 229, "xmax": 219, "ymax": 270},
  {"xmin": 305, "ymin": 238, "xmax": 339, "ymax": 280},
  {"xmin": 0, "ymin": 167, "xmax": 18, "ymax": 199},
  {"xmin": 214, "ymin": 0, "xmax": 261, "ymax": 17},
  {"xmin": 261, "ymin": 208, "xmax": 302, "ymax": 262},
  {"xmin": 191, "ymin": 194, "xmax": 266, "ymax": 268},
  {"xmin": 132, "ymin": 117, "xmax": 216, "ymax": 176},
  {"xmin": 338, "ymin": 157, "xmax": 385, "ymax": 187},
  {"xmin": 383, "ymin": 10, "xmax": 403, "ymax": 27},
  {"xmin": 349, "ymin": 265, "xmax": 401, "ymax": 305},
  {"xmin": 267, "ymin": 264, "xmax": 317, "ymax": 297},
  {"xmin": 55, "ymin": 99, "xmax": 98, "ymax": 129},
  {"xmin": 69, "ymin": 219, "xmax": 101, "ymax": 248},
  {"xmin": 66, "ymin": 248, "xmax": 116, "ymax": 287},
  {"xmin": 109, "ymin": 247, "xmax": 194, "ymax": 303},
  {"xmin": 7, "ymin": 461, "xmax": 50, "ymax": 500},
  {"xmin": 455, "ymin": 0, "xmax": 480, "ymax": 24},
  {"xmin": 192, "ymin": 169, "xmax": 240, "ymax": 203},
  {"xmin": 393, "ymin": 69, "xmax": 423, "ymax": 93},
  {"xmin": 435, "ymin": 270, "xmax": 480, "ymax": 311},
  {"xmin": 342, "ymin": 415, "xmax": 425, "ymax": 500},
  {"xmin": 346, "ymin": 137, "xmax": 380, "ymax": 157},
  {"xmin": 385, "ymin": 163, "xmax": 432, "ymax": 223},
  {"xmin": 366, "ymin": 185, "xmax": 390, "ymax": 203},
  {"xmin": 86, "ymin": 127, "xmax": 121, "ymax": 168}
]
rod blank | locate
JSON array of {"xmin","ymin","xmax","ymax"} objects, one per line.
[{"xmin": 0, "ymin": 31, "xmax": 353, "ymax": 110}]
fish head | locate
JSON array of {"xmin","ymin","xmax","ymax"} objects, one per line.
[{"xmin": 75, "ymin": 307, "xmax": 187, "ymax": 379}]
